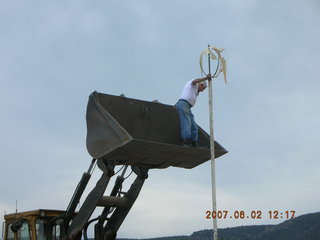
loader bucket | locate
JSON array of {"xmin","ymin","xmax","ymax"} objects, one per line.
[{"xmin": 86, "ymin": 92, "xmax": 227, "ymax": 169}]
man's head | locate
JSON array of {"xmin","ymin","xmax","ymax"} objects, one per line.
[{"xmin": 198, "ymin": 82, "xmax": 207, "ymax": 92}]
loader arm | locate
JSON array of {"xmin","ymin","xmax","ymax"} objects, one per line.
[{"xmin": 61, "ymin": 159, "xmax": 148, "ymax": 240}]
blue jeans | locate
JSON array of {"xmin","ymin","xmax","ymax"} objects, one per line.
[{"xmin": 175, "ymin": 99, "xmax": 198, "ymax": 142}]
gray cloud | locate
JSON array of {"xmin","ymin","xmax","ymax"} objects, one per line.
[{"xmin": 1, "ymin": 0, "xmax": 319, "ymax": 238}]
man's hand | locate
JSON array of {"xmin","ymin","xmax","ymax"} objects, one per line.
[
  {"xmin": 205, "ymin": 74, "xmax": 212, "ymax": 80},
  {"xmin": 192, "ymin": 74, "xmax": 212, "ymax": 85}
]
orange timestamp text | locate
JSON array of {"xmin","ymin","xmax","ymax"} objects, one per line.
[{"xmin": 206, "ymin": 210, "xmax": 296, "ymax": 220}]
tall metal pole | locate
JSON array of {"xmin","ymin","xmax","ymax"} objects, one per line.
[{"xmin": 207, "ymin": 45, "xmax": 218, "ymax": 240}]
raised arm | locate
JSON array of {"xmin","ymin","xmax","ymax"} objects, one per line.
[{"xmin": 191, "ymin": 74, "xmax": 212, "ymax": 85}]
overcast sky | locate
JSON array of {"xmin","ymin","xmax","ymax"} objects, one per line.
[{"xmin": 1, "ymin": 0, "xmax": 320, "ymax": 239}]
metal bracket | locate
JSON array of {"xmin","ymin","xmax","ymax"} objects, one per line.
[
  {"xmin": 97, "ymin": 159, "xmax": 115, "ymax": 177},
  {"xmin": 131, "ymin": 166, "xmax": 148, "ymax": 179}
]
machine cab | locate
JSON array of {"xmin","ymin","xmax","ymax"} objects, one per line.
[{"xmin": 2, "ymin": 210, "xmax": 66, "ymax": 240}]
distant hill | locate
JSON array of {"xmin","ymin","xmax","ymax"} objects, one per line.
[{"xmin": 118, "ymin": 212, "xmax": 320, "ymax": 240}]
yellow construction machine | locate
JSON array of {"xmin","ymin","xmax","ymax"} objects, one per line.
[{"xmin": 2, "ymin": 92, "xmax": 227, "ymax": 240}]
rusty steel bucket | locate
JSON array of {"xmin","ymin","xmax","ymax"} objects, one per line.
[{"xmin": 86, "ymin": 91, "xmax": 227, "ymax": 169}]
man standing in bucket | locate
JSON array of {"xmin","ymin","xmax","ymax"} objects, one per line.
[{"xmin": 176, "ymin": 74, "xmax": 211, "ymax": 147}]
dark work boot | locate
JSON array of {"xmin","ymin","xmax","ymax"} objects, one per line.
[
  {"xmin": 192, "ymin": 141, "xmax": 209, "ymax": 149},
  {"xmin": 192, "ymin": 141, "xmax": 199, "ymax": 148},
  {"xmin": 181, "ymin": 139, "xmax": 192, "ymax": 147}
]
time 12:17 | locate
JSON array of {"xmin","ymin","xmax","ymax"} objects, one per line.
[{"xmin": 268, "ymin": 210, "xmax": 296, "ymax": 219}]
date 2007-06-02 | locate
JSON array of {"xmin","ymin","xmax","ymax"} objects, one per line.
[{"xmin": 206, "ymin": 210, "xmax": 296, "ymax": 220}]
